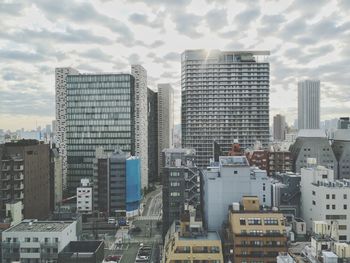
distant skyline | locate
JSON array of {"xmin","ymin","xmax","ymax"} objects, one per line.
[{"xmin": 1, "ymin": 0, "xmax": 350, "ymax": 130}]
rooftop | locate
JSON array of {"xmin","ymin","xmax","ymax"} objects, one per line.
[
  {"xmin": 5, "ymin": 220, "xmax": 74, "ymax": 233},
  {"xmin": 178, "ymin": 231, "xmax": 221, "ymax": 241},
  {"xmin": 219, "ymin": 156, "xmax": 249, "ymax": 166},
  {"xmin": 297, "ymin": 129, "xmax": 326, "ymax": 138},
  {"xmin": 60, "ymin": 241, "xmax": 103, "ymax": 253}
]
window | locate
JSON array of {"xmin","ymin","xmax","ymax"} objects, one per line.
[
  {"xmin": 248, "ymin": 218, "xmax": 262, "ymax": 225},
  {"xmin": 234, "ymin": 171, "xmax": 238, "ymax": 174},
  {"xmin": 332, "ymin": 205, "xmax": 336, "ymax": 209},
  {"xmin": 312, "ymin": 191, "xmax": 315, "ymax": 196},
  {"xmin": 326, "ymin": 215, "xmax": 347, "ymax": 220},
  {"xmin": 170, "ymin": 182, "xmax": 180, "ymax": 187},
  {"xmin": 170, "ymin": 192, "xmax": 180, "ymax": 197},
  {"xmin": 264, "ymin": 218, "xmax": 279, "ymax": 225},
  {"xmin": 326, "ymin": 205, "xmax": 330, "ymax": 209},
  {"xmin": 339, "ymin": 225, "xmax": 347, "ymax": 230},
  {"xmin": 332, "ymin": 194, "xmax": 336, "ymax": 199},
  {"xmin": 25, "ymin": 237, "xmax": 30, "ymax": 242},
  {"xmin": 240, "ymin": 218, "xmax": 246, "ymax": 225},
  {"xmin": 322, "ymin": 174, "xmax": 328, "ymax": 179},
  {"xmin": 339, "ymin": 235, "xmax": 347, "ymax": 241},
  {"xmin": 344, "ymin": 194, "xmax": 347, "ymax": 199},
  {"xmin": 170, "ymin": 172, "xmax": 180, "ymax": 177},
  {"xmin": 344, "ymin": 204, "xmax": 347, "ymax": 210},
  {"xmin": 326, "ymin": 194, "xmax": 330, "ymax": 199},
  {"xmin": 312, "ymin": 200, "xmax": 316, "ymax": 205},
  {"xmin": 33, "ymin": 238, "xmax": 38, "ymax": 242}
]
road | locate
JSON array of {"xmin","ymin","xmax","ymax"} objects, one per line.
[{"xmin": 147, "ymin": 190, "xmax": 162, "ymax": 217}]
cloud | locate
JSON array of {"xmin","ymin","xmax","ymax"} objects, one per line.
[
  {"xmin": 171, "ymin": 12, "xmax": 204, "ymax": 38},
  {"xmin": 129, "ymin": 12, "xmax": 166, "ymax": 30},
  {"xmin": 79, "ymin": 48, "xmax": 112, "ymax": 61},
  {"xmin": 163, "ymin": 52, "xmax": 180, "ymax": 61},
  {"xmin": 128, "ymin": 53, "xmax": 142, "ymax": 64},
  {"xmin": 234, "ymin": 6, "xmax": 260, "ymax": 28},
  {"xmin": 205, "ymin": 8, "xmax": 227, "ymax": 31},
  {"xmin": 0, "ymin": 49, "xmax": 46, "ymax": 63}
]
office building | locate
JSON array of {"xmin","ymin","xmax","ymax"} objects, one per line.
[
  {"xmin": 332, "ymin": 129, "xmax": 350, "ymax": 179},
  {"xmin": 289, "ymin": 129, "xmax": 337, "ymax": 177},
  {"xmin": 158, "ymin": 84, "xmax": 174, "ymax": 179},
  {"xmin": 162, "ymin": 148, "xmax": 201, "ymax": 236},
  {"xmin": 147, "ymin": 88, "xmax": 158, "ymax": 183},
  {"xmin": 55, "ymin": 67, "xmax": 79, "ymax": 192},
  {"xmin": 0, "ymin": 140, "xmax": 51, "ymax": 220},
  {"xmin": 338, "ymin": 117, "xmax": 350, "ymax": 129},
  {"xmin": 93, "ymin": 149, "xmax": 141, "ymax": 218},
  {"xmin": 58, "ymin": 241, "xmax": 104, "ymax": 263},
  {"xmin": 274, "ymin": 114, "xmax": 286, "ymax": 141},
  {"xmin": 66, "ymin": 73, "xmax": 135, "ymax": 196},
  {"xmin": 225, "ymin": 196, "xmax": 288, "ymax": 263},
  {"xmin": 203, "ymin": 156, "xmax": 271, "ymax": 232},
  {"xmin": 300, "ymin": 166, "xmax": 350, "ymax": 242},
  {"xmin": 76, "ymin": 178, "xmax": 93, "ymax": 214},
  {"xmin": 131, "ymin": 65, "xmax": 148, "ymax": 189},
  {"xmin": 181, "ymin": 50, "xmax": 270, "ymax": 168},
  {"xmin": 298, "ymin": 80, "xmax": 320, "ymax": 129},
  {"xmin": 163, "ymin": 206, "xmax": 224, "ymax": 263},
  {"xmin": 1, "ymin": 219, "xmax": 78, "ymax": 263}
]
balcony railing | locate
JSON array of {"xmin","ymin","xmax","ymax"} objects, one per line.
[
  {"xmin": 1, "ymin": 184, "xmax": 11, "ymax": 190},
  {"xmin": 13, "ymin": 165, "xmax": 24, "ymax": 171},
  {"xmin": 1, "ymin": 175, "xmax": 10, "ymax": 180},
  {"xmin": 14, "ymin": 174, "xmax": 24, "ymax": 180},
  {"xmin": 14, "ymin": 184, "xmax": 24, "ymax": 190},
  {"xmin": 2, "ymin": 166, "xmax": 10, "ymax": 171}
]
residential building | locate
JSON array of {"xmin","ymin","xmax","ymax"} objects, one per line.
[
  {"xmin": 58, "ymin": 241, "xmax": 104, "ymax": 263},
  {"xmin": 1, "ymin": 219, "xmax": 77, "ymax": 263},
  {"xmin": 93, "ymin": 149, "xmax": 141, "ymax": 218},
  {"xmin": 162, "ymin": 148, "xmax": 201, "ymax": 236},
  {"xmin": 297, "ymin": 80, "xmax": 320, "ymax": 129},
  {"xmin": 269, "ymin": 150, "xmax": 292, "ymax": 176},
  {"xmin": 66, "ymin": 73, "xmax": 135, "ymax": 196},
  {"xmin": 300, "ymin": 166, "xmax": 350, "ymax": 242},
  {"xmin": 76, "ymin": 178, "xmax": 93, "ymax": 214},
  {"xmin": 224, "ymin": 196, "xmax": 288, "ymax": 263},
  {"xmin": 55, "ymin": 67, "xmax": 79, "ymax": 193},
  {"xmin": 246, "ymin": 149, "xmax": 269, "ymax": 172},
  {"xmin": 0, "ymin": 140, "xmax": 51, "ymax": 220},
  {"xmin": 203, "ymin": 156, "xmax": 271, "ymax": 232},
  {"xmin": 332, "ymin": 129, "xmax": 350, "ymax": 179},
  {"xmin": 181, "ymin": 50, "xmax": 270, "ymax": 168},
  {"xmin": 158, "ymin": 84, "xmax": 174, "ymax": 179},
  {"xmin": 163, "ymin": 205, "xmax": 224, "ymax": 263},
  {"xmin": 274, "ymin": 114, "xmax": 286, "ymax": 141},
  {"xmin": 51, "ymin": 147, "xmax": 63, "ymax": 211},
  {"xmin": 147, "ymin": 88, "xmax": 158, "ymax": 183},
  {"xmin": 131, "ymin": 65, "xmax": 148, "ymax": 189},
  {"xmin": 289, "ymin": 129, "xmax": 337, "ymax": 177}
]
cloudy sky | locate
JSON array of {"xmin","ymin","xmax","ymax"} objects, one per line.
[{"xmin": 0, "ymin": 0, "xmax": 349, "ymax": 130}]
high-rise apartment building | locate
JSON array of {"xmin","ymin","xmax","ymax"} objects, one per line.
[
  {"xmin": 273, "ymin": 114, "xmax": 286, "ymax": 141},
  {"xmin": 131, "ymin": 65, "xmax": 148, "ymax": 189},
  {"xmin": 181, "ymin": 50, "xmax": 270, "ymax": 168},
  {"xmin": 66, "ymin": 73, "xmax": 135, "ymax": 196},
  {"xmin": 55, "ymin": 67, "xmax": 79, "ymax": 192},
  {"xmin": 147, "ymin": 88, "xmax": 158, "ymax": 183},
  {"xmin": 158, "ymin": 84, "xmax": 174, "ymax": 178},
  {"xmin": 298, "ymin": 80, "xmax": 320, "ymax": 129}
]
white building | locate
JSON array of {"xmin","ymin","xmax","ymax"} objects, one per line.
[
  {"xmin": 1, "ymin": 219, "xmax": 77, "ymax": 262},
  {"xmin": 131, "ymin": 65, "xmax": 148, "ymax": 189},
  {"xmin": 300, "ymin": 166, "xmax": 350, "ymax": 242},
  {"xmin": 298, "ymin": 80, "xmax": 320, "ymax": 129},
  {"xmin": 203, "ymin": 156, "xmax": 272, "ymax": 231},
  {"xmin": 55, "ymin": 67, "xmax": 79, "ymax": 192},
  {"xmin": 76, "ymin": 178, "xmax": 93, "ymax": 214}
]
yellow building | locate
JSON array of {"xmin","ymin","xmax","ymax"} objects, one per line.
[
  {"xmin": 163, "ymin": 206, "xmax": 224, "ymax": 263},
  {"xmin": 225, "ymin": 196, "xmax": 288, "ymax": 263}
]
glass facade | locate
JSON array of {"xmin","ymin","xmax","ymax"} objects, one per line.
[{"xmin": 66, "ymin": 74, "xmax": 135, "ymax": 195}]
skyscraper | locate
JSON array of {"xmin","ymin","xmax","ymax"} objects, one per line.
[
  {"xmin": 181, "ymin": 50, "xmax": 270, "ymax": 168},
  {"xmin": 158, "ymin": 84, "xmax": 174, "ymax": 178},
  {"xmin": 55, "ymin": 67, "xmax": 79, "ymax": 192},
  {"xmin": 147, "ymin": 88, "xmax": 158, "ymax": 183},
  {"xmin": 131, "ymin": 65, "xmax": 148, "ymax": 189},
  {"xmin": 66, "ymin": 73, "xmax": 135, "ymax": 196},
  {"xmin": 273, "ymin": 114, "xmax": 286, "ymax": 141},
  {"xmin": 298, "ymin": 80, "xmax": 320, "ymax": 129}
]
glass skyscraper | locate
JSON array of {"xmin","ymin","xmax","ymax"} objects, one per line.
[{"xmin": 66, "ymin": 74, "xmax": 135, "ymax": 195}]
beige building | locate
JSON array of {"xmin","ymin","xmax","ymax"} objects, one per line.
[
  {"xmin": 163, "ymin": 206, "xmax": 223, "ymax": 263},
  {"xmin": 225, "ymin": 196, "xmax": 288, "ymax": 263}
]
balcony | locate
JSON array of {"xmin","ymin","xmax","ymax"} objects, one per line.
[
  {"xmin": 14, "ymin": 173, "xmax": 24, "ymax": 180},
  {"xmin": 1, "ymin": 194, "xmax": 11, "ymax": 200},
  {"xmin": 1, "ymin": 184, "xmax": 11, "ymax": 191},
  {"xmin": 1, "ymin": 174, "xmax": 10, "ymax": 180},
  {"xmin": 2, "ymin": 165, "xmax": 10, "ymax": 171},
  {"xmin": 15, "ymin": 193, "xmax": 24, "ymax": 200},
  {"xmin": 13, "ymin": 165, "xmax": 24, "ymax": 171},
  {"xmin": 14, "ymin": 184, "xmax": 24, "ymax": 190}
]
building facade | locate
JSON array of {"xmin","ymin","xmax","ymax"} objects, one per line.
[
  {"xmin": 332, "ymin": 129, "xmax": 350, "ymax": 179},
  {"xmin": 58, "ymin": 241, "xmax": 104, "ymax": 263},
  {"xmin": 76, "ymin": 178, "xmax": 93, "ymax": 214},
  {"xmin": 162, "ymin": 149, "xmax": 201, "ymax": 236},
  {"xmin": 158, "ymin": 84, "xmax": 174, "ymax": 179},
  {"xmin": 131, "ymin": 65, "xmax": 148, "ymax": 189},
  {"xmin": 0, "ymin": 140, "xmax": 51, "ymax": 220},
  {"xmin": 55, "ymin": 67, "xmax": 79, "ymax": 193},
  {"xmin": 147, "ymin": 88, "xmax": 158, "ymax": 183},
  {"xmin": 181, "ymin": 50, "xmax": 270, "ymax": 168},
  {"xmin": 273, "ymin": 114, "xmax": 286, "ymax": 141},
  {"xmin": 268, "ymin": 151, "xmax": 292, "ymax": 176},
  {"xmin": 298, "ymin": 80, "xmax": 320, "ymax": 129},
  {"xmin": 66, "ymin": 73, "xmax": 135, "ymax": 196}
]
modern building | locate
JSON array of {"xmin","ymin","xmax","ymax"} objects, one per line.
[
  {"xmin": 93, "ymin": 149, "xmax": 141, "ymax": 218},
  {"xmin": 147, "ymin": 88, "xmax": 158, "ymax": 183},
  {"xmin": 289, "ymin": 129, "xmax": 337, "ymax": 177},
  {"xmin": 55, "ymin": 67, "xmax": 79, "ymax": 193},
  {"xmin": 297, "ymin": 80, "xmax": 320, "ymax": 129},
  {"xmin": 274, "ymin": 114, "xmax": 286, "ymax": 141},
  {"xmin": 131, "ymin": 65, "xmax": 148, "ymax": 189},
  {"xmin": 58, "ymin": 241, "xmax": 104, "ymax": 263},
  {"xmin": 332, "ymin": 129, "xmax": 350, "ymax": 179},
  {"xmin": 300, "ymin": 166, "xmax": 350, "ymax": 242},
  {"xmin": 224, "ymin": 196, "xmax": 288, "ymax": 263},
  {"xmin": 181, "ymin": 50, "xmax": 270, "ymax": 168},
  {"xmin": 162, "ymin": 148, "xmax": 201, "ymax": 236},
  {"xmin": 337, "ymin": 117, "xmax": 350, "ymax": 129},
  {"xmin": 163, "ymin": 205, "xmax": 224, "ymax": 263},
  {"xmin": 1, "ymin": 219, "xmax": 78, "ymax": 263},
  {"xmin": 158, "ymin": 84, "xmax": 174, "ymax": 179},
  {"xmin": 66, "ymin": 73, "xmax": 135, "ymax": 196},
  {"xmin": 203, "ymin": 156, "xmax": 272, "ymax": 232},
  {"xmin": 0, "ymin": 140, "xmax": 51, "ymax": 220},
  {"xmin": 76, "ymin": 178, "xmax": 93, "ymax": 214}
]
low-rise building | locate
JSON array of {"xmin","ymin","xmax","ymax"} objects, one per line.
[
  {"xmin": 76, "ymin": 178, "xmax": 93, "ymax": 214},
  {"xmin": 269, "ymin": 151, "xmax": 293, "ymax": 176},
  {"xmin": 163, "ymin": 205, "xmax": 224, "ymax": 263},
  {"xmin": 1, "ymin": 219, "xmax": 77, "ymax": 263},
  {"xmin": 58, "ymin": 241, "xmax": 104, "ymax": 263},
  {"xmin": 225, "ymin": 196, "xmax": 288, "ymax": 263}
]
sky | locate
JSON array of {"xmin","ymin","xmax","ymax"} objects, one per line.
[{"xmin": 0, "ymin": 0, "xmax": 349, "ymax": 131}]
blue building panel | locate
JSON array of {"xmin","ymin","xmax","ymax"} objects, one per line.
[{"xmin": 126, "ymin": 157, "xmax": 141, "ymax": 211}]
